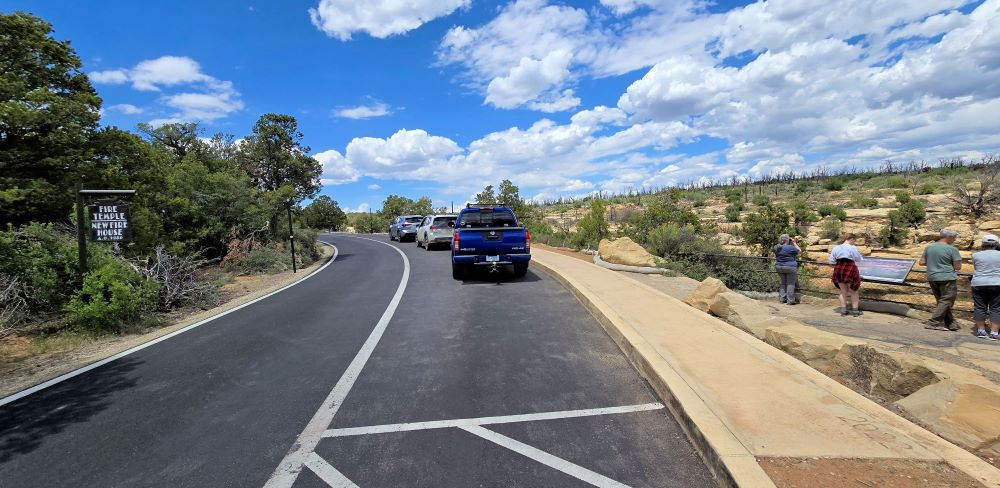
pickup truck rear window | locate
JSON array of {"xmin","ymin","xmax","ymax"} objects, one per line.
[{"xmin": 458, "ymin": 209, "xmax": 517, "ymax": 228}]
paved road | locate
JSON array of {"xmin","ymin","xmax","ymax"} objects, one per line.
[{"xmin": 0, "ymin": 234, "xmax": 714, "ymax": 488}]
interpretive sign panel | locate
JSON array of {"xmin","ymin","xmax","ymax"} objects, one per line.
[
  {"xmin": 89, "ymin": 200, "xmax": 131, "ymax": 242},
  {"xmin": 857, "ymin": 256, "xmax": 916, "ymax": 284}
]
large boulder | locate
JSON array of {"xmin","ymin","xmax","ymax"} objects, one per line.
[
  {"xmin": 683, "ymin": 277, "xmax": 729, "ymax": 312},
  {"xmin": 598, "ymin": 237, "xmax": 658, "ymax": 268},
  {"xmin": 980, "ymin": 220, "xmax": 1000, "ymax": 231},
  {"xmin": 764, "ymin": 323, "xmax": 864, "ymax": 373},
  {"xmin": 708, "ymin": 291, "xmax": 775, "ymax": 337},
  {"xmin": 897, "ymin": 379, "xmax": 1000, "ymax": 458}
]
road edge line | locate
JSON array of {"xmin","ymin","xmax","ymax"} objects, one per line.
[
  {"xmin": 532, "ymin": 258, "xmax": 775, "ymax": 488},
  {"xmin": 264, "ymin": 234, "xmax": 410, "ymax": 488},
  {"xmin": 0, "ymin": 241, "xmax": 339, "ymax": 408}
]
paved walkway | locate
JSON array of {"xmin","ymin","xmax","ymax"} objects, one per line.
[
  {"xmin": 532, "ymin": 248, "xmax": 1000, "ymax": 488},
  {"xmin": 627, "ymin": 273, "xmax": 1000, "ymax": 386}
]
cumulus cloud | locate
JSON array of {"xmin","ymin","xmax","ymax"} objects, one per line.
[
  {"xmin": 309, "ymin": 0, "xmax": 469, "ymax": 40},
  {"xmin": 91, "ymin": 56, "xmax": 243, "ymax": 125},
  {"xmin": 106, "ymin": 103, "xmax": 144, "ymax": 115},
  {"xmin": 325, "ymin": 0, "xmax": 1000, "ymax": 202},
  {"xmin": 333, "ymin": 101, "xmax": 393, "ymax": 119},
  {"xmin": 367, "ymin": 183, "xmax": 381, "ymax": 190}
]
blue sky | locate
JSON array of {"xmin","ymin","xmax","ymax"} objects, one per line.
[{"xmin": 7, "ymin": 0, "xmax": 999, "ymax": 212}]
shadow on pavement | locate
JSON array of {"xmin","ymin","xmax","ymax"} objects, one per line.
[
  {"xmin": 0, "ymin": 357, "xmax": 141, "ymax": 463},
  {"xmin": 459, "ymin": 268, "xmax": 542, "ymax": 284}
]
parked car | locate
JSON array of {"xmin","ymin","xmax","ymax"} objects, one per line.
[
  {"xmin": 451, "ymin": 204, "xmax": 530, "ymax": 279},
  {"xmin": 389, "ymin": 215, "xmax": 423, "ymax": 241},
  {"xmin": 416, "ymin": 214, "xmax": 457, "ymax": 250}
]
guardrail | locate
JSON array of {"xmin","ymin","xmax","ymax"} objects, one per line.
[{"xmin": 672, "ymin": 252, "xmax": 975, "ymax": 315}]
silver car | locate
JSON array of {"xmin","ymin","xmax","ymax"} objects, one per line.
[
  {"xmin": 389, "ymin": 215, "xmax": 424, "ymax": 241},
  {"xmin": 416, "ymin": 214, "xmax": 457, "ymax": 250}
]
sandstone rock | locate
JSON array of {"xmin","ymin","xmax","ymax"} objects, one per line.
[
  {"xmin": 845, "ymin": 208, "xmax": 892, "ymax": 219},
  {"xmin": 856, "ymin": 246, "xmax": 872, "ymax": 255},
  {"xmin": 896, "ymin": 379, "xmax": 1000, "ymax": 458},
  {"xmin": 598, "ymin": 237, "xmax": 657, "ymax": 268},
  {"xmin": 818, "ymin": 238, "xmax": 832, "ymax": 245},
  {"xmin": 805, "ymin": 235, "xmax": 821, "ymax": 245},
  {"xmin": 715, "ymin": 233, "xmax": 734, "ymax": 245},
  {"xmin": 829, "ymin": 345, "xmax": 939, "ymax": 401},
  {"xmin": 764, "ymin": 323, "xmax": 864, "ymax": 373},
  {"xmin": 683, "ymin": 277, "xmax": 729, "ymax": 312},
  {"xmin": 980, "ymin": 220, "xmax": 1000, "ymax": 231},
  {"xmin": 808, "ymin": 244, "xmax": 830, "ymax": 252},
  {"xmin": 708, "ymin": 291, "xmax": 776, "ymax": 337}
]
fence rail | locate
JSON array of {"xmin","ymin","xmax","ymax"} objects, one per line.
[{"xmin": 671, "ymin": 252, "xmax": 975, "ymax": 315}]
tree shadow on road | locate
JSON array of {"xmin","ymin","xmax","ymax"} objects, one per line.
[{"xmin": 0, "ymin": 357, "xmax": 141, "ymax": 463}]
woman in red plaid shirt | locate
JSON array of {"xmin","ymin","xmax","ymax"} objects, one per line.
[{"xmin": 828, "ymin": 233, "xmax": 864, "ymax": 316}]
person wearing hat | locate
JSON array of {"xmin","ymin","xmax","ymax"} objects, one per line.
[{"xmin": 972, "ymin": 234, "xmax": 1000, "ymax": 340}]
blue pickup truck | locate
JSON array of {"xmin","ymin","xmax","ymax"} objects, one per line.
[{"xmin": 450, "ymin": 205, "xmax": 530, "ymax": 279}]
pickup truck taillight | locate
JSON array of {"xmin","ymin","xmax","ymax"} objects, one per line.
[
  {"xmin": 453, "ymin": 231, "xmax": 460, "ymax": 251},
  {"xmin": 525, "ymin": 229, "xmax": 531, "ymax": 252}
]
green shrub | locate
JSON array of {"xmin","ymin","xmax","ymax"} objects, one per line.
[
  {"xmin": 645, "ymin": 223, "xmax": 703, "ymax": 257},
  {"xmin": 292, "ymin": 227, "xmax": 320, "ymax": 266},
  {"xmin": 742, "ymin": 204, "xmax": 794, "ymax": 255},
  {"xmin": 879, "ymin": 210, "xmax": 910, "ymax": 247},
  {"xmin": 575, "ymin": 201, "xmax": 610, "ymax": 249},
  {"xmin": 724, "ymin": 188, "xmax": 743, "ymax": 204},
  {"xmin": 916, "ymin": 182, "xmax": 936, "ymax": 195},
  {"xmin": 65, "ymin": 256, "xmax": 160, "ymax": 333},
  {"xmin": 895, "ymin": 191, "xmax": 911, "ymax": 204},
  {"xmin": 819, "ymin": 217, "xmax": 842, "ymax": 240},
  {"xmin": 0, "ymin": 223, "xmax": 80, "ymax": 314},
  {"xmin": 691, "ymin": 194, "xmax": 707, "ymax": 207},
  {"xmin": 724, "ymin": 205, "xmax": 742, "ymax": 222},
  {"xmin": 794, "ymin": 181, "xmax": 812, "ymax": 195},
  {"xmin": 787, "ymin": 200, "xmax": 818, "ymax": 230},
  {"xmin": 885, "ymin": 176, "xmax": 908, "ymax": 189},
  {"xmin": 822, "ymin": 178, "xmax": 845, "ymax": 191},
  {"xmin": 238, "ymin": 247, "xmax": 290, "ymax": 274},
  {"xmin": 847, "ymin": 196, "xmax": 879, "ymax": 208},
  {"xmin": 897, "ymin": 199, "xmax": 926, "ymax": 227},
  {"xmin": 817, "ymin": 204, "xmax": 847, "ymax": 221},
  {"xmin": 621, "ymin": 197, "xmax": 701, "ymax": 244},
  {"xmin": 751, "ymin": 194, "xmax": 771, "ymax": 206}
]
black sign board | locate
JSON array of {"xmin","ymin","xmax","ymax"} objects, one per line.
[
  {"xmin": 857, "ymin": 256, "xmax": 916, "ymax": 284},
  {"xmin": 89, "ymin": 200, "xmax": 132, "ymax": 242}
]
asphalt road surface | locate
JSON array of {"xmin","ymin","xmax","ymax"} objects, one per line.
[{"xmin": 0, "ymin": 234, "xmax": 715, "ymax": 488}]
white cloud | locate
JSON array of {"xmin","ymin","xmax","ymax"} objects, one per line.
[
  {"xmin": 367, "ymin": 183, "xmax": 381, "ymax": 190},
  {"xmin": 106, "ymin": 103, "xmax": 144, "ymax": 115},
  {"xmin": 89, "ymin": 69, "xmax": 128, "ymax": 84},
  {"xmin": 345, "ymin": 129, "xmax": 464, "ymax": 180},
  {"xmin": 352, "ymin": 203, "xmax": 371, "ymax": 213},
  {"xmin": 90, "ymin": 56, "xmax": 243, "ymax": 125},
  {"xmin": 309, "ymin": 0, "xmax": 469, "ymax": 41},
  {"xmin": 484, "ymin": 50, "xmax": 578, "ymax": 111},
  {"xmin": 316, "ymin": 149, "xmax": 359, "ymax": 185},
  {"xmin": 334, "ymin": 101, "xmax": 393, "ymax": 119}
]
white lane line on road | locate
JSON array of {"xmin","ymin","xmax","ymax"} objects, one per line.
[
  {"xmin": 304, "ymin": 453, "xmax": 359, "ymax": 488},
  {"xmin": 0, "ymin": 241, "xmax": 339, "ymax": 409},
  {"xmin": 264, "ymin": 235, "xmax": 410, "ymax": 488},
  {"xmin": 461, "ymin": 425, "xmax": 632, "ymax": 488},
  {"xmin": 323, "ymin": 403, "xmax": 664, "ymax": 437}
]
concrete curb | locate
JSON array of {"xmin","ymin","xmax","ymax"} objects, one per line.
[
  {"xmin": 534, "ymin": 256, "xmax": 1000, "ymax": 488},
  {"xmin": 592, "ymin": 252, "xmax": 670, "ymax": 274},
  {"xmin": 533, "ymin": 259, "xmax": 776, "ymax": 488}
]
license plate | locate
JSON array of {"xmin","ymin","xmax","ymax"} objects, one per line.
[{"xmin": 486, "ymin": 255, "xmax": 499, "ymax": 262}]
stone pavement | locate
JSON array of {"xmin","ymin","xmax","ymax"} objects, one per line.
[{"xmin": 532, "ymin": 248, "xmax": 1000, "ymax": 488}]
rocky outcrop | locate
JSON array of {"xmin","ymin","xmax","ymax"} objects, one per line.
[
  {"xmin": 598, "ymin": 237, "xmax": 658, "ymax": 268},
  {"xmin": 708, "ymin": 291, "xmax": 775, "ymax": 336},
  {"xmin": 764, "ymin": 323, "xmax": 865, "ymax": 373},
  {"xmin": 683, "ymin": 277, "xmax": 729, "ymax": 312},
  {"xmin": 897, "ymin": 378, "xmax": 1000, "ymax": 458}
]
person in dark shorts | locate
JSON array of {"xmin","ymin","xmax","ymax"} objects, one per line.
[
  {"xmin": 920, "ymin": 229, "xmax": 963, "ymax": 331},
  {"xmin": 828, "ymin": 233, "xmax": 864, "ymax": 316},
  {"xmin": 972, "ymin": 234, "xmax": 1000, "ymax": 340}
]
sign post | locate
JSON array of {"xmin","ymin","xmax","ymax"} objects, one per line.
[{"xmin": 75, "ymin": 187, "xmax": 136, "ymax": 281}]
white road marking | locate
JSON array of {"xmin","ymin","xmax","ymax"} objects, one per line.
[
  {"xmin": 461, "ymin": 425, "xmax": 632, "ymax": 488},
  {"xmin": 304, "ymin": 453, "xmax": 358, "ymax": 488},
  {"xmin": 323, "ymin": 403, "xmax": 664, "ymax": 437},
  {"xmin": 0, "ymin": 241, "xmax": 339, "ymax": 409},
  {"xmin": 264, "ymin": 235, "xmax": 410, "ymax": 488}
]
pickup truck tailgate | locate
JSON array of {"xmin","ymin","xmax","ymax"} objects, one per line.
[{"xmin": 455, "ymin": 227, "xmax": 527, "ymax": 255}]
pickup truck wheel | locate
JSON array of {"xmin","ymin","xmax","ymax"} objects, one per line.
[
  {"xmin": 452, "ymin": 263, "xmax": 465, "ymax": 280},
  {"xmin": 513, "ymin": 263, "xmax": 529, "ymax": 278}
]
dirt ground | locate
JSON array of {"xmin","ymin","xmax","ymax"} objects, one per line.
[
  {"xmin": 758, "ymin": 457, "xmax": 985, "ymax": 488},
  {"xmin": 0, "ymin": 244, "xmax": 333, "ymax": 399},
  {"xmin": 535, "ymin": 243, "xmax": 595, "ymax": 263}
]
